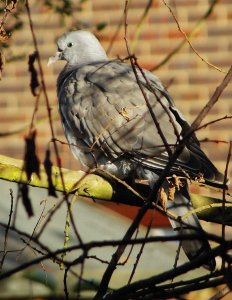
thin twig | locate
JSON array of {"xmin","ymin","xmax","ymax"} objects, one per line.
[
  {"xmin": 128, "ymin": 215, "xmax": 153, "ymax": 284},
  {"xmin": 221, "ymin": 141, "xmax": 232, "ymax": 269},
  {"xmin": 106, "ymin": 15, "xmax": 124, "ymax": 55},
  {"xmin": 161, "ymin": 0, "xmax": 224, "ymax": 73},
  {"xmin": 64, "ymin": 252, "xmax": 87, "ymax": 300},
  {"xmin": 77, "ymin": 254, "xmax": 85, "ymax": 300},
  {"xmin": 196, "ymin": 115, "xmax": 232, "ymax": 133},
  {"xmin": 152, "ymin": 0, "xmax": 220, "ymax": 71},
  {"xmin": 0, "ymin": 228, "xmax": 230, "ymax": 282},
  {"xmin": 182, "ymin": 202, "xmax": 232, "ymax": 222},
  {"xmin": 104, "ymin": 248, "xmax": 227, "ymax": 300},
  {"xmin": 191, "ymin": 65, "xmax": 232, "ymax": 130},
  {"xmin": 209, "ymin": 285, "xmax": 231, "ymax": 300},
  {"xmin": 28, "ymin": 86, "xmax": 42, "ymax": 133},
  {"xmin": 94, "ymin": 4, "xmax": 232, "ymax": 299},
  {"xmin": 172, "ymin": 223, "xmax": 182, "ymax": 280},
  {"xmin": 0, "ymin": 188, "xmax": 14, "ymax": 270},
  {"xmin": 131, "ymin": 0, "xmax": 153, "ymax": 52},
  {"xmin": 123, "ymin": 12, "xmax": 172, "ymax": 156},
  {"xmin": 25, "ymin": 1, "xmax": 84, "ymax": 245},
  {"xmin": 200, "ymin": 138, "xmax": 229, "ymax": 145}
]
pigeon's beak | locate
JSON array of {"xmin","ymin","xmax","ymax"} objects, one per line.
[{"xmin": 47, "ymin": 51, "xmax": 63, "ymax": 66}]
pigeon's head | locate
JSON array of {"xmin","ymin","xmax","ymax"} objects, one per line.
[{"xmin": 48, "ymin": 30, "xmax": 108, "ymax": 67}]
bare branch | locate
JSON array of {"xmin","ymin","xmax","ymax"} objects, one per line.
[
  {"xmin": 152, "ymin": 0, "xmax": 220, "ymax": 71},
  {"xmin": 161, "ymin": 0, "xmax": 224, "ymax": 73},
  {"xmin": 191, "ymin": 65, "xmax": 232, "ymax": 130},
  {"xmin": 131, "ymin": 0, "xmax": 153, "ymax": 51},
  {"xmin": 0, "ymin": 188, "xmax": 14, "ymax": 270}
]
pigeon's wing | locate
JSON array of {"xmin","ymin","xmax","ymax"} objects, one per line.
[
  {"xmin": 58, "ymin": 61, "xmax": 181, "ymax": 168},
  {"xmin": 141, "ymin": 69, "xmax": 226, "ymax": 187},
  {"xmin": 58, "ymin": 60, "xmax": 225, "ymax": 187}
]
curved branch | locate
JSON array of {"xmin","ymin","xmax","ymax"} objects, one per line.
[{"xmin": 0, "ymin": 154, "xmax": 232, "ymax": 223}]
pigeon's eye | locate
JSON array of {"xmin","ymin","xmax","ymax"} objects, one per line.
[{"xmin": 67, "ymin": 42, "xmax": 73, "ymax": 48}]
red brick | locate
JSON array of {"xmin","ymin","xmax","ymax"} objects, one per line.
[{"xmin": 0, "ymin": 0, "xmax": 230, "ymax": 178}]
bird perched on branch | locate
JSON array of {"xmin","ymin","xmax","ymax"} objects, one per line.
[{"xmin": 49, "ymin": 30, "xmax": 228, "ymax": 270}]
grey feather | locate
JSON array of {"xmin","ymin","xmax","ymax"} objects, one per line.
[{"xmin": 50, "ymin": 30, "xmax": 228, "ymax": 269}]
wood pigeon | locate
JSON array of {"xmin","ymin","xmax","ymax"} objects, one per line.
[{"xmin": 49, "ymin": 30, "xmax": 228, "ymax": 270}]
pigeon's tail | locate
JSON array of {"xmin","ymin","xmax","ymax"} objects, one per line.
[
  {"xmin": 136, "ymin": 168, "xmax": 215, "ymax": 269},
  {"xmin": 167, "ymin": 190, "xmax": 215, "ymax": 270}
]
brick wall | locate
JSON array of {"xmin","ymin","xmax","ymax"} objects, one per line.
[{"xmin": 1, "ymin": 0, "xmax": 231, "ymax": 180}]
